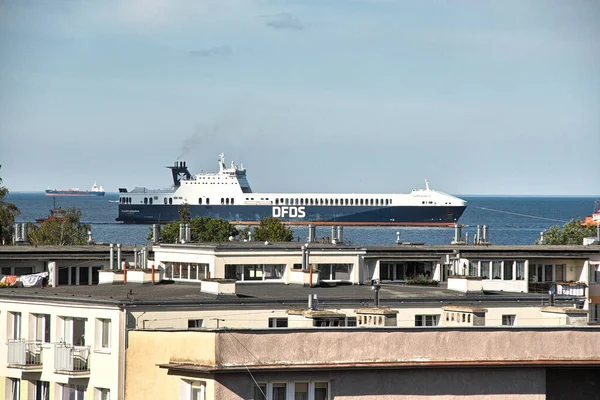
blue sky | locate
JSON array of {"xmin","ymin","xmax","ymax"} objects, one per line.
[{"xmin": 0, "ymin": 0, "xmax": 598, "ymax": 195}]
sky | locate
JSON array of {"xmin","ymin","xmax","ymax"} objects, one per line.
[{"xmin": 0, "ymin": 0, "xmax": 598, "ymax": 195}]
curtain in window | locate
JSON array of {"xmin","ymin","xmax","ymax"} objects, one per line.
[
  {"xmin": 314, "ymin": 383, "xmax": 328, "ymax": 400},
  {"xmin": 295, "ymin": 383, "xmax": 308, "ymax": 400},
  {"xmin": 516, "ymin": 261, "xmax": 525, "ymax": 280},
  {"xmin": 272, "ymin": 384, "xmax": 286, "ymax": 400},
  {"xmin": 492, "ymin": 262, "xmax": 501, "ymax": 279}
]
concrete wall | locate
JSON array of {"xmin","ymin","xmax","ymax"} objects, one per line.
[
  {"xmin": 213, "ymin": 328, "xmax": 600, "ymax": 367},
  {"xmin": 126, "ymin": 330, "xmax": 216, "ymax": 400}
]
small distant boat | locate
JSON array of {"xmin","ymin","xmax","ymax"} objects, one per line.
[
  {"xmin": 45, "ymin": 182, "xmax": 105, "ymax": 197},
  {"xmin": 582, "ymin": 200, "xmax": 600, "ymax": 226},
  {"xmin": 35, "ymin": 198, "xmax": 65, "ymax": 223}
]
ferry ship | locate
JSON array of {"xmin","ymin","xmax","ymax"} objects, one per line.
[
  {"xmin": 45, "ymin": 182, "xmax": 105, "ymax": 197},
  {"xmin": 116, "ymin": 154, "xmax": 467, "ymax": 225}
]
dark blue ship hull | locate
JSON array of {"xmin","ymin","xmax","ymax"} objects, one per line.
[{"xmin": 116, "ymin": 204, "xmax": 466, "ymax": 226}]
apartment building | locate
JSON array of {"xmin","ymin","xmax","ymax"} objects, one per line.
[{"xmin": 126, "ymin": 327, "xmax": 600, "ymax": 400}]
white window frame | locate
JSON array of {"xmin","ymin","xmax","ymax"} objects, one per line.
[
  {"xmin": 95, "ymin": 388, "xmax": 110, "ymax": 400},
  {"xmin": 179, "ymin": 379, "xmax": 205, "ymax": 400},
  {"xmin": 7, "ymin": 378, "xmax": 20, "ymax": 400},
  {"xmin": 502, "ymin": 314, "xmax": 516, "ymax": 326},
  {"xmin": 96, "ymin": 319, "xmax": 111, "ymax": 350},
  {"xmin": 9, "ymin": 312, "xmax": 21, "ymax": 340},
  {"xmin": 188, "ymin": 319, "xmax": 204, "ymax": 328},
  {"xmin": 415, "ymin": 314, "xmax": 439, "ymax": 327},
  {"xmin": 60, "ymin": 384, "xmax": 86, "ymax": 400}
]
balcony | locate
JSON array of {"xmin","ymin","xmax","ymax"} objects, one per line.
[
  {"xmin": 54, "ymin": 344, "xmax": 90, "ymax": 375},
  {"xmin": 7, "ymin": 340, "xmax": 43, "ymax": 370}
]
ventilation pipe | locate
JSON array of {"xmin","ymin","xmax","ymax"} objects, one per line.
[
  {"xmin": 337, "ymin": 226, "xmax": 344, "ymax": 244},
  {"xmin": 396, "ymin": 231, "xmax": 401, "ymax": 244},
  {"xmin": 141, "ymin": 247, "xmax": 147, "ymax": 269},
  {"xmin": 185, "ymin": 224, "xmax": 191, "ymax": 242},
  {"xmin": 308, "ymin": 294, "xmax": 313, "ymax": 310},
  {"xmin": 539, "ymin": 232, "xmax": 545, "ymax": 245},
  {"xmin": 14, "ymin": 223, "xmax": 21, "ymax": 243},
  {"xmin": 451, "ymin": 224, "xmax": 463, "ymax": 244},
  {"xmin": 331, "ymin": 226, "xmax": 337, "ymax": 244},
  {"xmin": 308, "ymin": 224, "xmax": 316, "ymax": 243},
  {"xmin": 133, "ymin": 247, "xmax": 138, "ymax": 269},
  {"xmin": 87, "ymin": 230, "xmax": 93, "ymax": 245},
  {"xmin": 301, "ymin": 245, "xmax": 307, "ymax": 270},
  {"xmin": 179, "ymin": 224, "xmax": 185, "ymax": 243},
  {"xmin": 116, "ymin": 243, "xmax": 122, "ymax": 270},
  {"xmin": 482, "ymin": 225, "xmax": 489, "ymax": 243},
  {"xmin": 476, "ymin": 225, "xmax": 482, "ymax": 244},
  {"xmin": 152, "ymin": 224, "xmax": 160, "ymax": 243},
  {"xmin": 21, "ymin": 223, "xmax": 28, "ymax": 244},
  {"xmin": 109, "ymin": 244, "xmax": 114, "ymax": 270}
]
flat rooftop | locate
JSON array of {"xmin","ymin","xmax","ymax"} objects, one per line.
[{"xmin": 0, "ymin": 281, "xmax": 567, "ymax": 309}]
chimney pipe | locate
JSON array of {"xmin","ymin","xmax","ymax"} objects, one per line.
[
  {"xmin": 152, "ymin": 224, "xmax": 160, "ymax": 243},
  {"xmin": 21, "ymin": 223, "xmax": 28, "ymax": 244},
  {"xmin": 337, "ymin": 226, "xmax": 343, "ymax": 244},
  {"xmin": 476, "ymin": 225, "xmax": 482, "ymax": 244},
  {"xmin": 308, "ymin": 224, "xmax": 315, "ymax": 243},
  {"xmin": 179, "ymin": 224, "xmax": 185, "ymax": 243},
  {"xmin": 116, "ymin": 243, "xmax": 122, "ymax": 270},
  {"xmin": 331, "ymin": 226, "xmax": 337, "ymax": 244},
  {"xmin": 109, "ymin": 244, "xmax": 114, "ymax": 270},
  {"xmin": 483, "ymin": 225, "xmax": 489, "ymax": 243},
  {"xmin": 186, "ymin": 224, "xmax": 191, "ymax": 242},
  {"xmin": 396, "ymin": 231, "xmax": 401, "ymax": 244}
]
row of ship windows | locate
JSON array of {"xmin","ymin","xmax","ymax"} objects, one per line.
[
  {"xmin": 122, "ymin": 197, "xmax": 394, "ymax": 206},
  {"xmin": 273, "ymin": 198, "xmax": 392, "ymax": 206}
]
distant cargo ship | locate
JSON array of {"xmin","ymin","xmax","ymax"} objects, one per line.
[
  {"xmin": 116, "ymin": 154, "xmax": 467, "ymax": 226},
  {"xmin": 45, "ymin": 182, "xmax": 105, "ymax": 197}
]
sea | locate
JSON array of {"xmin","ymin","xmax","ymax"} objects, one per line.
[{"xmin": 6, "ymin": 193, "xmax": 598, "ymax": 247}]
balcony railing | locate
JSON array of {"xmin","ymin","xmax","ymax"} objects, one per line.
[
  {"xmin": 7, "ymin": 340, "xmax": 43, "ymax": 368},
  {"xmin": 54, "ymin": 344, "xmax": 90, "ymax": 373}
]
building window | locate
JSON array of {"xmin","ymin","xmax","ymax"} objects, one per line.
[
  {"xmin": 268, "ymin": 318, "xmax": 288, "ymax": 328},
  {"xmin": 492, "ymin": 261, "xmax": 501, "ymax": 279},
  {"xmin": 503, "ymin": 261, "xmax": 514, "ymax": 280},
  {"xmin": 272, "ymin": 383, "xmax": 286, "ymax": 400},
  {"xmin": 35, "ymin": 380, "xmax": 49, "ymax": 400},
  {"xmin": 314, "ymin": 382, "xmax": 329, "ymax": 400},
  {"xmin": 34, "ymin": 314, "xmax": 51, "ymax": 343},
  {"xmin": 9, "ymin": 312, "xmax": 21, "ymax": 340},
  {"xmin": 502, "ymin": 315, "xmax": 516, "ymax": 326},
  {"xmin": 95, "ymin": 388, "xmax": 110, "ymax": 400},
  {"xmin": 294, "ymin": 382, "xmax": 308, "ymax": 400},
  {"xmin": 180, "ymin": 380, "xmax": 205, "ymax": 400},
  {"xmin": 7, "ymin": 378, "xmax": 20, "ymax": 400},
  {"xmin": 254, "ymin": 384, "xmax": 267, "ymax": 400},
  {"xmin": 516, "ymin": 261, "xmax": 525, "ymax": 280},
  {"xmin": 96, "ymin": 319, "xmax": 111, "ymax": 349},
  {"xmin": 60, "ymin": 384, "xmax": 86, "ymax": 400},
  {"xmin": 188, "ymin": 319, "xmax": 204, "ymax": 328},
  {"xmin": 346, "ymin": 317, "xmax": 357, "ymax": 327},
  {"xmin": 415, "ymin": 315, "xmax": 439, "ymax": 326}
]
